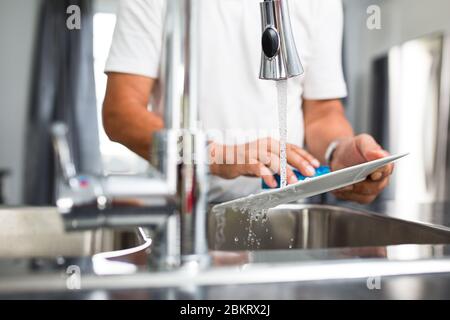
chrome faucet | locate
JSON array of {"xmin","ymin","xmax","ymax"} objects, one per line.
[
  {"xmin": 53, "ymin": 0, "xmax": 208, "ymax": 269},
  {"xmin": 52, "ymin": 0, "xmax": 302, "ymax": 269},
  {"xmin": 259, "ymin": 0, "xmax": 304, "ymax": 80}
]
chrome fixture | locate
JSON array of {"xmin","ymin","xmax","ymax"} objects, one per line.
[
  {"xmin": 259, "ymin": 0, "xmax": 304, "ymax": 80},
  {"xmin": 52, "ymin": 0, "xmax": 209, "ymax": 269}
]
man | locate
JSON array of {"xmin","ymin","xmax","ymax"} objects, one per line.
[{"xmin": 103, "ymin": 0, "xmax": 393, "ymax": 204}]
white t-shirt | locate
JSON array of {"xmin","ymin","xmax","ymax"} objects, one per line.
[{"xmin": 105, "ymin": 0, "xmax": 347, "ymax": 202}]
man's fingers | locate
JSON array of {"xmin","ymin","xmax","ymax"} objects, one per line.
[
  {"xmin": 270, "ymin": 164, "xmax": 299, "ymax": 186},
  {"xmin": 370, "ymin": 170, "xmax": 383, "ymax": 181},
  {"xmin": 259, "ymin": 153, "xmax": 283, "ymax": 188},
  {"xmin": 366, "ymin": 149, "xmax": 389, "ymax": 161},
  {"xmin": 370, "ymin": 163, "xmax": 394, "ymax": 181},
  {"xmin": 266, "ymin": 152, "xmax": 297, "ymax": 183},
  {"xmin": 355, "ymin": 134, "xmax": 390, "ymax": 165},
  {"xmin": 355, "ymin": 135, "xmax": 393, "ymax": 180},
  {"xmin": 259, "ymin": 144, "xmax": 316, "ymax": 182},
  {"xmin": 264, "ymin": 138, "xmax": 280, "ymax": 155},
  {"xmin": 333, "ymin": 190, "xmax": 376, "ymax": 204},
  {"xmin": 285, "ymin": 149, "xmax": 316, "ymax": 177},
  {"xmin": 244, "ymin": 162, "xmax": 277, "ymax": 188},
  {"xmin": 262, "ymin": 152, "xmax": 279, "ymax": 174},
  {"xmin": 262, "ymin": 174, "xmax": 277, "ymax": 188},
  {"xmin": 268, "ymin": 138, "xmax": 320, "ymax": 171},
  {"xmin": 286, "ymin": 166, "xmax": 298, "ymax": 185},
  {"xmin": 336, "ymin": 177, "xmax": 389, "ymax": 196},
  {"xmin": 352, "ymin": 177, "xmax": 390, "ymax": 195},
  {"xmin": 336, "ymin": 185, "xmax": 354, "ymax": 192},
  {"xmin": 356, "ymin": 134, "xmax": 382, "ymax": 160},
  {"xmin": 290, "ymin": 145, "xmax": 321, "ymax": 168}
]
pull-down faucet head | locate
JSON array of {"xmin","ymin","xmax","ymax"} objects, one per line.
[{"xmin": 259, "ymin": 0, "xmax": 304, "ymax": 80}]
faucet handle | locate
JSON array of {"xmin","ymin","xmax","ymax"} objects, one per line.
[{"xmin": 51, "ymin": 122, "xmax": 77, "ymax": 182}]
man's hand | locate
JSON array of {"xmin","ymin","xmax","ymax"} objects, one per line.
[
  {"xmin": 330, "ymin": 134, "xmax": 394, "ymax": 204},
  {"xmin": 209, "ymin": 138, "xmax": 320, "ymax": 188}
]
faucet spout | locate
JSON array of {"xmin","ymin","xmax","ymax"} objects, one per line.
[{"xmin": 259, "ymin": 0, "xmax": 304, "ymax": 80}]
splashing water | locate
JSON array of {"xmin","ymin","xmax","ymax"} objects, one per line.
[
  {"xmin": 277, "ymin": 80, "xmax": 288, "ymax": 188},
  {"xmin": 212, "ymin": 80, "xmax": 289, "ymax": 250},
  {"xmin": 214, "ymin": 207, "xmax": 226, "ymax": 249}
]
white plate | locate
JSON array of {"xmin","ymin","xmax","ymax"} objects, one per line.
[{"xmin": 212, "ymin": 153, "xmax": 409, "ymax": 212}]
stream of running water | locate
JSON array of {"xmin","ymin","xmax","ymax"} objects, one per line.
[{"xmin": 276, "ymin": 79, "xmax": 288, "ymax": 188}]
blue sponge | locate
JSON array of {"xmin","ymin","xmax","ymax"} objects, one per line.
[{"xmin": 262, "ymin": 166, "xmax": 331, "ymax": 189}]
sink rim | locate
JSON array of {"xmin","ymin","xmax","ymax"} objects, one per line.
[{"xmin": 1, "ymin": 252, "xmax": 450, "ymax": 293}]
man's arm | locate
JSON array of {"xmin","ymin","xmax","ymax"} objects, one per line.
[
  {"xmin": 303, "ymin": 99, "xmax": 353, "ymax": 163},
  {"xmin": 103, "ymin": 73, "xmax": 164, "ymax": 160}
]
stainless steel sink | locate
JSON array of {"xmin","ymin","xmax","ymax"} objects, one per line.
[
  {"xmin": 3, "ymin": 204, "xmax": 450, "ymax": 260},
  {"xmin": 0, "ymin": 208, "xmax": 145, "ymax": 258},
  {"xmin": 2, "ymin": 205, "xmax": 450, "ymax": 296},
  {"xmin": 208, "ymin": 204, "xmax": 450, "ymax": 251}
]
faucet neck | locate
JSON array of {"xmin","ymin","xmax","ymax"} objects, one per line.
[
  {"xmin": 259, "ymin": 0, "xmax": 304, "ymax": 80},
  {"xmin": 159, "ymin": 0, "xmax": 210, "ymax": 266}
]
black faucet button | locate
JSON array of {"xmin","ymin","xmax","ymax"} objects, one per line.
[{"xmin": 262, "ymin": 27, "xmax": 280, "ymax": 59}]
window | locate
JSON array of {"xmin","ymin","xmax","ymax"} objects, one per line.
[{"xmin": 93, "ymin": 0, "xmax": 148, "ymax": 174}]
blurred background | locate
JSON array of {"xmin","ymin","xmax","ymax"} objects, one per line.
[{"xmin": 0, "ymin": 0, "xmax": 449, "ymax": 209}]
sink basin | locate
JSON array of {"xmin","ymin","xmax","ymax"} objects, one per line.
[
  {"xmin": 0, "ymin": 208, "xmax": 145, "ymax": 258},
  {"xmin": 208, "ymin": 204, "xmax": 450, "ymax": 251},
  {"xmin": 3, "ymin": 204, "xmax": 450, "ymax": 260},
  {"xmin": 1, "ymin": 205, "xmax": 450, "ymax": 297}
]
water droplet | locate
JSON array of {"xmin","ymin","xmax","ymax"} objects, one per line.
[{"xmin": 234, "ymin": 237, "xmax": 239, "ymax": 243}]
